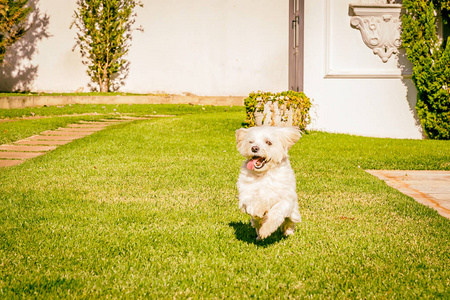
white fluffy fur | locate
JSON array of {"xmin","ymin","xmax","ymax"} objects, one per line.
[{"xmin": 236, "ymin": 126, "xmax": 302, "ymax": 240}]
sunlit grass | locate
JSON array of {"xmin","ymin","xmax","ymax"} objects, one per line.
[
  {"xmin": 0, "ymin": 115, "xmax": 113, "ymax": 145},
  {"xmin": 0, "ymin": 109, "xmax": 449, "ymax": 298},
  {"xmin": 0, "ymin": 104, "xmax": 244, "ymax": 145},
  {"xmin": 0, "ymin": 103, "xmax": 243, "ymax": 119}
]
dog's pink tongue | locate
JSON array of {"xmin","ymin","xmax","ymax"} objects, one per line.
[{"xmin": 247, "ymin": 159, "xmax": 256, "ymax": 170}]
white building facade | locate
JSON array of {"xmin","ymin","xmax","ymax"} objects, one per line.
[{"xmin": 0, "ymin": 0, "xmax": 423, "ymax": 138}]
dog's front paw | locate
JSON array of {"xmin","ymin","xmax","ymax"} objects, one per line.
[
  {"xmin": 242, "ymin": 203, "xmax": 267, "ymax": 218},
  {"xmin": 283, "ymin": 227, "xmax": 295, "ymax": 236},
  {"xmin": 257, "ymin": 225, "xmax": 274, "ymax": 240},
  {"xmin": 240, "ymin": 204, "xmax": 262, "ymax": 217}
]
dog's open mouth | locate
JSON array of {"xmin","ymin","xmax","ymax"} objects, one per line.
[{"xmin": 247, "ymin": 156, "xmax": 268, "ymax": 170}]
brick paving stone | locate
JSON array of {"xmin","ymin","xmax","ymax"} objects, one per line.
[
  {"xmin": 67, "ymin": 124, "xmax": 110, "ymax": 128},
  {"xmin": 433, "ymin": 195, "xmax": 450, "ymax": 208},
  {"xmin": 0, "ymin": 118, "xmax": 140, "ymax": 168},
  {"xmin": 14, "ymin": 140, "xmax": 71, "ymax": 145},
  {"xmin": 0, "ymin": 145, "xmax": 57, "ymax": 152},
  {"xmin": 41, "ymin": 130, "xmax": 93, "ymax": 136},
  {"xmin": 0, "ymin": 160, "xmax": 23, "ymax": 167},
  {"xmin": 26, "ymin": 135, "xmax": 85, "ymax": 141},
  {"xmin": 79, "ymin": 121, "xmax": 121, "ymax": 124},
  {"xmin": 366, "ymin": 170, "xmax": 450, "ymax": 219},
  {"xmin": 0, "ymin": 152, "xmax": 45, "ymax": 159},
  {"xmin": 106, "ymin": 118, "xmax": 148, "ymax": 123},
  {"xmin": 56, "ymin": 127, "xmax": 103, "ymax": 132}
]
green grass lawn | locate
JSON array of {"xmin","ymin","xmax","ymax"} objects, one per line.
[
  {"xmin": 0, "ymin": 103, "xmax": 242, "ymax": 119},
  {"xmin": 0, "ymin": 106, "xmax": 449, "ymax": 298},
  {"xmin": 0, "ymin": 104, "xmax": 241, "ymax": 145}
]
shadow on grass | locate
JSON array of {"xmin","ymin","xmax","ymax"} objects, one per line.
[{"xmin": 228, "ymin": 221, "xmax": 287, "ymax": 247}]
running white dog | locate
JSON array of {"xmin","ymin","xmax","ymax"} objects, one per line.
[{"xmin": 236, "ymin": 126, "xmax": 301, "ymax": 240}]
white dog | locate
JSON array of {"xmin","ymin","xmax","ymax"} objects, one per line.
[{"xmin": 236, "ymin": 126, "xmax": 301, "ymax": 240}]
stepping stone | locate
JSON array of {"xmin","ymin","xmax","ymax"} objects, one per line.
[
  {"xmin": 14, "ymin": 140, "xmax": 71, "ymax": 146},
  {"xmin": 0, "ymin": 117, "xmax": 144, "ymax": 168},
  {"xmin": 26, "ymin": 135, "xmax": 85, "ymax": 141},
  {"xmin": 79, "ymin": 121, "xmax": 121, "ymax": 124},
  {"xmin": 67, "ymin": 124, "xmax": 111, "ymax": 128},
  {"xmin": 0, "ymin": 145, "xmax": 57, "ymax": 152},
  {"xmin": 41, "ymin": 130, "xmax": 93, "ymax": 136},
  {"xmin": 367, "ymin": 170, "xmax": 450, "ymax": 219},
  {"xmin": 117, "ymin": 117, "xmax": 147, "ymax": 122},
  {"xmin": 0, "ymin": 160, "xmax": 23, "ymax": 167},
  {"xmin": 56, "ymin": 127, "xmax": 103, "ymax": 132},
  {"xmin": 0, "ymin": 152, "xmax": 45, "ymax": 159}
]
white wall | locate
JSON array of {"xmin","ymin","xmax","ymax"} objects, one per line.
[
  {"xmin": 303, "ymin": 0, "xmax": 423, "ymax": 139},
  {"xmin": 0, "ymin": 0, "xmax": 424, "ymax": 139},
  {"xmin": 0, "ymin": 0, "xmax": 289, "ymax": 96},
  {"xmin": 127, "ymin": 0, "xmax": 289, "ymax": 96}
]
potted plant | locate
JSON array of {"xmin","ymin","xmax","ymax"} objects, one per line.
[{"xmin": 244, "ymin": 91, "xmax": 312, "ymax": 132}]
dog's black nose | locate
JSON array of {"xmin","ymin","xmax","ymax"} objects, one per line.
[{"xmin": 251, "ymin": 146, "xmax": 259, "ymax": 153}]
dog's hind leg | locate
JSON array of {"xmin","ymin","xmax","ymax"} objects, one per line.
[
  {"xmin": 281, "ymin": 218, "xmax": 295, "ymax": 236},
  {"xmin": 291, "ymin": 200, "xmax": 302, "ymax": 223},
  {"xmin": 281, "ymin": 203, "xmax": 301, "ymax": 236}
]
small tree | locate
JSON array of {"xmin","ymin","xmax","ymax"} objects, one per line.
[
  {"xmin": 401, "ymin": 0, "xmax": 450, "ymax": 140},
  {"xmin": 71, "ymin": 0, "xmax": 142, "ymax": 92},
  {"xmin": 0, "ymin": 0, "xmax": 32, "ymax": 65}
]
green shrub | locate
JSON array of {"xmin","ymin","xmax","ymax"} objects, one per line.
[
  {"xmin": 0, "ymin": 0, "xmax": 32, "ymax": 64},
  {"xmin": 401, "ymin": 0, "xmax": 450, "ymax": 139},
  {"xmin": 244, "ymin": 91, "xmax": 312, "ymax": 132},
  {"xmin": 71, "ymin": 0, "xmax": 143, "ymax": 92}
]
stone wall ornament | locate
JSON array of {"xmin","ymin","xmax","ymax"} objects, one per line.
[{"xmin": 349, "ymin": 2, "xmax": 402, "ymax": 63}]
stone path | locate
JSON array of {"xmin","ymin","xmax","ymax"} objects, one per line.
[
  {"xmin": 367, "ymin": 170, "xmax": 450, "ymax": 219},
  {"xmin": 0, "ymin": 118, "xmax": 144, "ymax": 168}
]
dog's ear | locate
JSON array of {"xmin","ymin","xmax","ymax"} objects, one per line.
[
  {"xmin": 235, "ymin": 128, "xmax": 248, "ymax": 145},
  {"xmin": 277, "ymin": 127, "xmax": 301, "ymax": 150}
]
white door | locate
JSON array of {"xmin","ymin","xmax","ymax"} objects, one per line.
[{"xmin": 302, "ymin": 0, "xmax": 422, "ymax": 139}]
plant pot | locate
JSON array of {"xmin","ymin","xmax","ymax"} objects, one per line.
[
  {"xmin": 244, "ymin": 91, "xmax": 312, "ymax": 131},
  {"xmin": 254, "ymin": 98, "xmax": 294, "ymax": 127}
]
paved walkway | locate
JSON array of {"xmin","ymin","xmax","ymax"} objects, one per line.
[
  {"xmin": 367, "ymin": 170, "xmax": 450, "ymax": 219},
  {"xmin": 0, "ymin": 118, "xmax": 146, "ymax": 168}
]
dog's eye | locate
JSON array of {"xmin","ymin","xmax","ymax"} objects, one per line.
[
  {"xmin": 249, "ymin": 141, "xmax": 254, "ymax": 144},
  {"xmin": 266, "ymin": 140, "xmax": 272, "ymax": 146}
]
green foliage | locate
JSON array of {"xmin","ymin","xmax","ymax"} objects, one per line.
[
  {"xmin": 401, "ymin": 0, "xmax": 450, "ymax": 139},
  {"xmin": 0, "ymin": 0, "xmax": 32, "ymax": 64},
  {"xmin": 71, "ymin": 0, "xmax": 142, "ymax": 92},
  {"xmin": 244, "ymin": 91, "xmax": 312, "ymax": 132}
]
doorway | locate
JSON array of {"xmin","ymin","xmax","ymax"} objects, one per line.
[{"xmin": 289, "ymin": 0, "xmax": 304, "ymax": 92}]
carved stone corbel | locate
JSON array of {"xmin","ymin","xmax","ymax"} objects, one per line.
[{"xmin": 349, "ymin": 3, "xmax": 402, "ymax": 63}]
